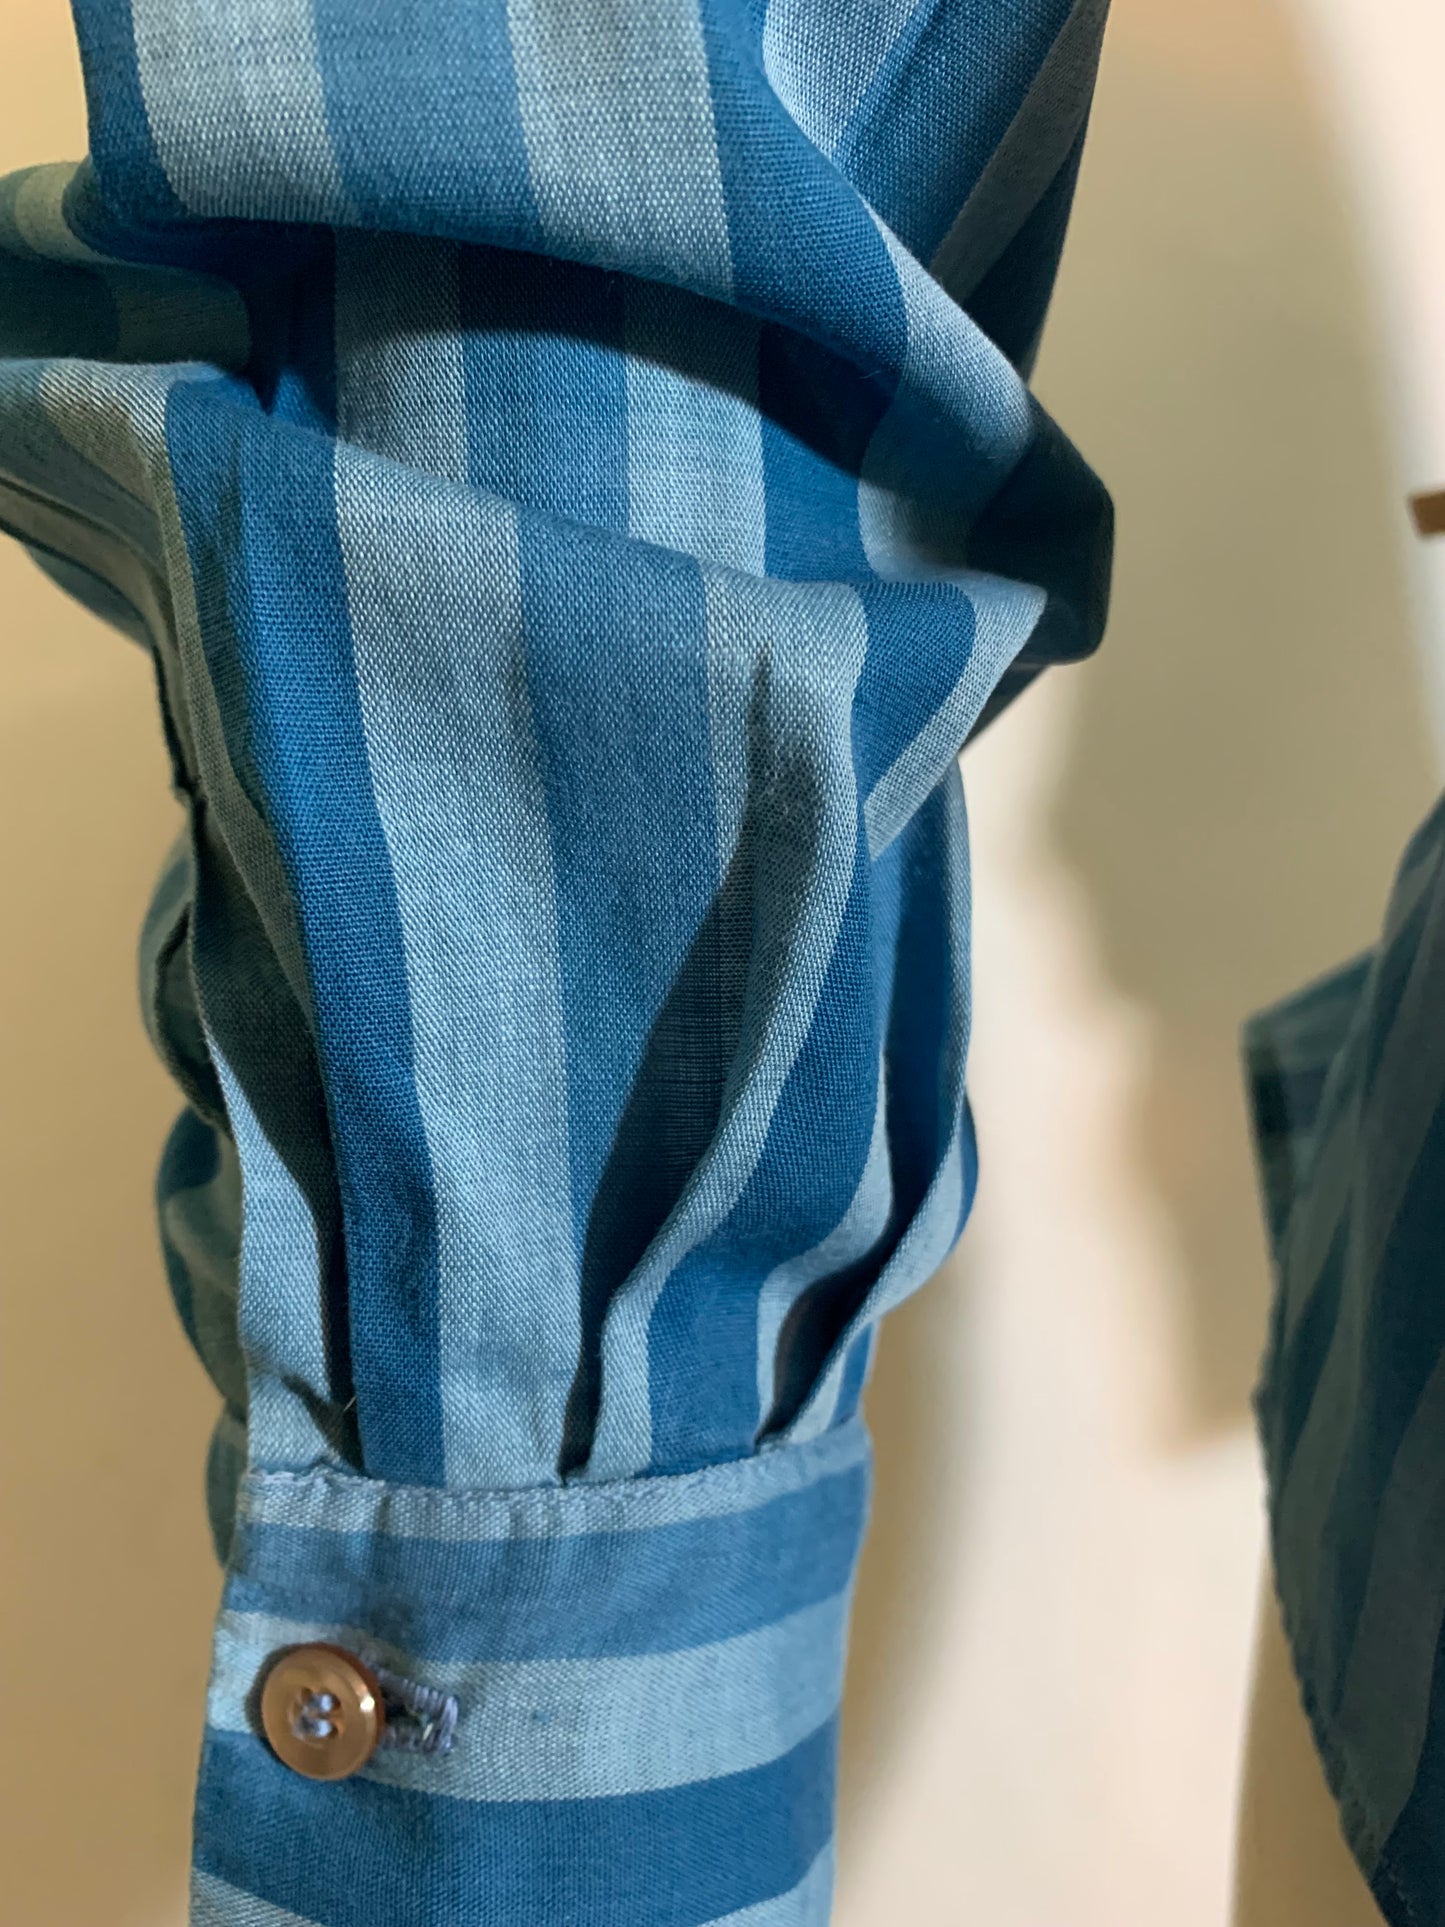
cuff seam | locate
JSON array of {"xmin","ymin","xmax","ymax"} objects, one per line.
[{"xmin": 236, "ymin": 1415, "xmax": 870, "ymax": 1546}]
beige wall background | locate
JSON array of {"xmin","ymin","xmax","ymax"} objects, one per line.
[
  {"xmin": 0, "ymin": 3, "xmax": 1438, "ymax": 1924},
  {"xmin": 842, "ymin": 1, "xmax": 1439, "ymax": 1922}
]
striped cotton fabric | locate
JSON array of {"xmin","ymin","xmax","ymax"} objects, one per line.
[
  {"xmin": 0, "ymin": 3, "xmax": 1112, "ymax": 1922},
  {"xmin": 1249, "ymin": 787, "xmax": 1445, "ymax": 1927}
]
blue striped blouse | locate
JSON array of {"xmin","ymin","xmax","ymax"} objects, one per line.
[
  {"xmin": 1249, "ymin": 785, "xmax": 1445, "ymax": 1927},
  {"xmin": 0, "ymin": 2, "xmax": 1113, "ymax": 1922}
]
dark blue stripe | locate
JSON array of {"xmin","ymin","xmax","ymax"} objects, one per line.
[
  {"xmin": 1247, "ymin": 1059, "xmax": 1336, "ymax": 1256},
  {"xmin": 312, "ymin": 0, "xmax": 540, "ymax": 253},
  {"xmin": 1250, "ymin": 1063, "xmax": 1335, "ymax": 1162},
  {"xmin": 842, "ymin": 0, "xmax": 1074, "ymax": 261},
  {"xmin": 460, "ymin": 247, "xmax": 628, "ymax": 530},
  {"xmin": 154, "ymin": 1105, "xmax": 219, "ymax": 1363},
  {"xmin": 165, "ymin": 386, "xmax": 444, "ymax": 1483},
  {"xmin": 0, "ymin": 248, "xmax": 120, "ymax": 360},
  {"xmin": 967, "ymin": 116, "xmax": 1092, "ymax": 372},
  {"xmin": 514, "ymin": 514, "xmax": 719, "ymax": 1472},
  {"xmin": 851, "ymin": 580, "xmax": 978, "ymax": 795},
  {"xmin": 701, "ymin": 0, "xmax": 910, "ymax": 375},
  {"xmin": 1316, "ymin": 1094, "xmax": 1445, "ymax": 1709},
  {"xmin": 229, "ymin": 1456, "xmax": 869, "ymax": 1662},
  {"xmin": 880, "ymin": 781, "xmax": 964, "ymax": 1220},
  {"xmin": 184, "ymin": 809, "xmax": 352, "ymax": 1432},
  {"xmin": 69, "ymin": 0, "xmax": 189, "ymax": 227},
  {"xmin": 195, "ymin": 1718, "xmax": 838, "ymax": 1927},
  {"xmin": 699, "ymin": 0, "xmax": 907, "ymax": 465},
  {"xmin": 646, "ymin": 830, "xmax": 881, "ymax": 1468},
  {"xmin": 966, "ymin": 397, "xmax": 1113, "ymax": 676},
  {"xmin": 251, "ymin": 232, "xmax": 340, "ymax": 435},
  {"xmin": 756, "ymin": 324, "xmax": 880, "ymax": 581},
  {"xmin": 771, "ymin": 781, "xmax": 968, "ymax": 1444},
  {"xmin": 800, "ymin": 795, "xmax": 977, "ymax": 1441}
]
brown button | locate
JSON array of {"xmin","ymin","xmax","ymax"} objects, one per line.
[{"xmin": 259, "ymin": 1644, "xmax": 385, "ymax": 1781}]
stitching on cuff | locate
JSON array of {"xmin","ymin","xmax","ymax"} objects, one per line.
[{"xmin": 237, "ymin": 1412, "xmax": 871, "ymax": 1545}]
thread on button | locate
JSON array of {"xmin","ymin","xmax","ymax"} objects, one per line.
[
  {"xmin": 374, "ymin": 1663, "xmax": 459, "ymax": 1756},
  {"xmin": 292, "ymin": 1690, "xmax": 339, "ymax": 1741}
]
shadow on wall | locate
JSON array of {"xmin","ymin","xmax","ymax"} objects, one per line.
[
  {"xmin": 844, "ymin": 0, "xmax": 1436, "ymax": 1843},
  {"xmin": 1042, "ymin": 0, "xmax": 1435, "ymax": 1438}
]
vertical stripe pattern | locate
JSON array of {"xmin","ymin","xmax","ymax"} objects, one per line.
[
  {"xmin": 1249, "ymin": 788, "xmax": 1445, "ymax": 1926},
  {"xmin": 2, "ymin": 4, "xmax": 1112, "ymax": 1920}
]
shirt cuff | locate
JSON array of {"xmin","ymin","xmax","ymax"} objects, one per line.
[{"xmin": 190, "ymin": 1419, "xmax": 870, "ymax": 1927}]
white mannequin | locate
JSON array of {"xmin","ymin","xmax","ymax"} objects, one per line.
[{"xmin": 1235, "ymin": 4, "xmax": 1445, "ymax": 1921}]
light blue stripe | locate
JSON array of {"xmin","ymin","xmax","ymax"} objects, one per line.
[
  {"xmin": 621, "ymin": 286, "xmax": 769, "ymax": 1347},
  {"xmin": 755, "ymin": 1069, "xmax": 891, "ymax": 1429},
  {"xmin": 863, "ymin": 576, "xmax": 1044, "ymax": 858},
  {"xmin": 797, "ymin": 1116, "xmax": 968, "ymax": 1441},
  {"xmin": 331, "ymin": 448, "xmax": 577, "ymax": 1487},
  {"xmin": 587, "ymin": 573, "xmax": 871, "ymax": 1479},
  {"xmin": 239, "ymin": 1412, "xmax": 870, "ymax": 1543},
  {"xmin": 209, "ymin": 1591, "xmax": 849, "ymax": 1799},
  {"xmin": 2, "ymin": 9, "xmax": 1118, "ymax": 1919},
  {"xmin": 792, "ymin": 768, "xmax": 972, "ymax": 1443},
  {"xmin": 335, "ymin": 234, "xmax": 470, "ymax": 482},
  {"xmin": 507, "ymin": 0, "xmax": 733, "ymax": 300},
  {"xmin": 762, "ymin": 0, "xmax": 919, "ymax": 159},
  {"xmin": 702, "ymin": 1845, "xmax": 835, "ymax": 1926},
  {"xmin": 38, "ymin": 362, "xmax": 336, "ymax": 1473},
  {"xmin": 703, "ymin": 566, "xmax": 755, "ymax": 896},
  {"xmin": 210, "ymin": 1046, "xmax": 338, "ymax": 1469},
  {"xmin": 623, "ymin": 280, "xmax": 764, "ymax": 574},
  {"xmin": 131, "ymin": 0, "xmax": 355, "ymax": 222},
  {"xmin": 36, "ymin": 361, "xmax": 313, "ymax": 1012},
  {"xmin": 192, "ymin": 1869, "xmax": 324, "ymax": 1927},
  {"xmin": 39, "ymin": 356, "xmax": 178, "ymax": 506}
]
